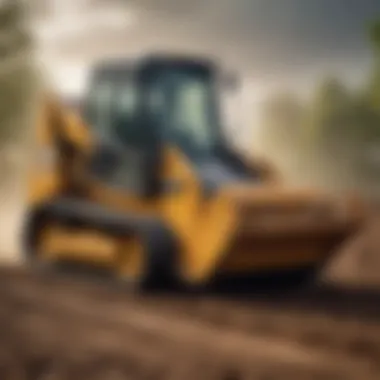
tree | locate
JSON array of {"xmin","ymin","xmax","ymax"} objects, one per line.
[
  {"xmin": 257, "ymin": 75, "xmax": 380, "ymax": 192},
  {"xmin": 367, "ymin": 19, "xmax": 380, "ymax": 111},
  {"xmin": 369, "ymin": 19, "xmax": 380, "ymax": 51},
  {"xmin": 260, "ymin": 91, "xmax": 306, "ymax": 149},
  {"xmin": 254, "ymin": 17, "xmax": 380, "ymax": 197},
  {"xmin": 0, "ymin": 0, "xmax": 36, "ymax": 145},
  {"xmin": 309, "ymin": 77, "xmax": 352, "ymax": 140},
  {"xmin": 0, "ymin": 0, "xmax": 37, "ymax": 184},
  {"xmin": 258, "ymin": 91, "xmax": 309, "ymax": 183}
]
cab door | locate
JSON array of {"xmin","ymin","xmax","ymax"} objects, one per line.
[{"xmin": 83, "ymin": 68, "xmax": 161, "ymax": 201}]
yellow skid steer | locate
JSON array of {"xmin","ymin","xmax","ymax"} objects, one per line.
[{"xmin": 23, "ymin": 54, "xmax": 365, "ymax": 290}]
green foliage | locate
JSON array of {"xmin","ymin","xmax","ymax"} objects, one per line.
[
  {"xmin": 0, "ymin": 0, "xmax": 36, "ymax": 147},
  {"xmin": 368, "ymin": 18, "xmax": 380, "ymax": 111},
  {"xmin": 260, "ymin": 91, "xmax": 306, "ymax": 148},
  {"xmin": 309, "ymin": 77, "xmax": 351, "ymax": 137},
  {"xmin": 258, "ymin": 91, "xmax": 311, "ymax": 184},
  {"xmin": 0, "ymin": 0, "xmax": 38, "ymax": 185},
  {"xmin": 369, "ymin": 19, "xmax": 380, "ymax": 50},
  {"xmin": 256, "ymin": 20, "xmax": 380, "ymax": 195}
]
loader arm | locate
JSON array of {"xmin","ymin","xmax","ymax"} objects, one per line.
[{"xmin": 39, "ymin": 96, "xmax": 94, "ymax": 198}]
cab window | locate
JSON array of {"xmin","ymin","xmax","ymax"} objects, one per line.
[{"xmin": 85, "ymin": 71, "xmax": 141, "ymax": 145}]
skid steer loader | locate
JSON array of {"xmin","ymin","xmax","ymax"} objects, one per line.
[{"xmin": 23, "ymin": 53, "xmax": 365, "ymax": 290}]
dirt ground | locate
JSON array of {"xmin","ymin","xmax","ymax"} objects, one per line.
[
  {"xmin": 1, "ymin": 185, "xmax": 380, "ymax": 379},
  {"xmin": 1, "ymin": 268, "xmax": 380, "ymax": 380},
  {"xmin": 324, "ymin": 213, "xmax": 380, "ymax": 288}
]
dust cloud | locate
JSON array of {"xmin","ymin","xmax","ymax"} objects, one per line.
[
  {"xmin": 0, "ymin": 0, "xmax": 378, "ymax": 288},
  {"xmin": 0, "ymin": 150, "xmax": 29, "ymax": 264}
]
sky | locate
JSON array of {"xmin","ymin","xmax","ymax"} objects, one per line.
[
  {"xmin": 30, "ymin": 0, "xmax": 380, "ymax": 98},
  {"xmin": 27, "ymin": 0, "xmax": 380, "ymax": 150}
]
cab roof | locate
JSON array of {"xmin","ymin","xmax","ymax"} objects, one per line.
[{"xmin": 92, "ymin": 52, "xmax": 219, "ymax": 77}]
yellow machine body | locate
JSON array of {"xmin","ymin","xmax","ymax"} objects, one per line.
[{"xmin": 24, "ymin": 55, "xmax": 364, "ymax": 288}]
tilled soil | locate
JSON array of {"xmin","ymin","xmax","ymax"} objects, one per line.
[{"xmin": 1, "ymin": 267, "xmax": 380, "ymax": 379}]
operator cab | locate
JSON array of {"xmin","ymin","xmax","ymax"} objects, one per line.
[{"xmin": 83, "ymin": 54, "xmax": 256, "ymax": 196}]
